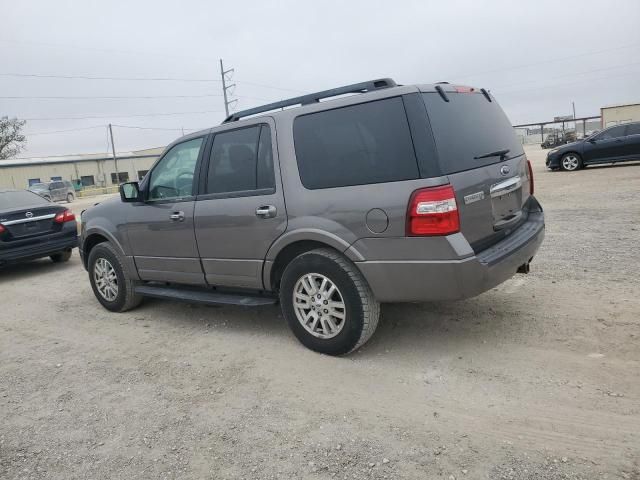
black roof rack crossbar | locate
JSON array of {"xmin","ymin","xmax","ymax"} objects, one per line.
[{"xmin": 223, "ymin": 78, "xmax": 397, "ymax": 123}]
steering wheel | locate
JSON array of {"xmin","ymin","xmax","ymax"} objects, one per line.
[{"xmin": 174, "ymin": 170, "xmax": 194, "ymax": 196}]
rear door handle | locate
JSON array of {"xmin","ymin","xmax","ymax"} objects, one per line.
[
  {"xmin": 255, "ymin": 205, "xmax": 277, "ymax": 219},
  {"xmin": 170, "ymin": 211, "xmax": 185, "ymax": 222}
]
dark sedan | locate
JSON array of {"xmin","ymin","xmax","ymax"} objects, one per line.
[
  {"xmin": 546, "ymin": 121, "xmax": 640, "ymax": 171},
  {"xmin": 0, "ymin": 189, "xmax": 78, "ymax": 266}
]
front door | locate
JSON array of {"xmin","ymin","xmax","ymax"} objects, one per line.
[
  {"xmin": 194, "ymin": 121, "xmax": 286, "ymax": 289},
  {"xmin": 583, "ymin": 125, "xmax": 627, "ymax": 163},
  {"xmin": 621, "ymin": 123, "xmax": 640, "ymax": 160},
  {"xmin": 125, "ymin": 136, "xmax": 207, "ymax": 285}
]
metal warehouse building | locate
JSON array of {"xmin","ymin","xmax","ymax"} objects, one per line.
[
  {"xmin": 601, "ymin": 102, "xmax": 640, "ymax": 128},
  {"xmin": 0, "ymin": 147, "xmax": 163, "ymax": 190}
]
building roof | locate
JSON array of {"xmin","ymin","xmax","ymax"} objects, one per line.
[
  {"xmin": 0, "ymin": 146, "xmax": 165, "ymax": 168},
  {"xmin": 600, "ymin": 102, "xmax": 640, "ymax": 110}
]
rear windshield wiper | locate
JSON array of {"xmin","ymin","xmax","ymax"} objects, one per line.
[{"xmin": 474, "ymin": 148, "xmax": 510, "ymax": 160}]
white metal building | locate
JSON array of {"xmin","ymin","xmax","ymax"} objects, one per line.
[
  {"xmin": 601, "ymin": 103, "xmax": 640, "ymax": 128},
  {"xmin": 0, "ymin": 147, "xmax": 164, "ymax": 190}
]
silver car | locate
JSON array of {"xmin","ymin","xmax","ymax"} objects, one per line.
[
  {"xmin": 80, "ymin": 79, "xmax": 544, "ymax": 355},
  {"xmin": 29, "ymin": 180, "xmax": 76, "ymax": 203}
]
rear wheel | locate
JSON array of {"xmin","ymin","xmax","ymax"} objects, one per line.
[
  {"xmin": 279, "ymin": 248, "xmax": 380, "ymax": 356},
  {"xmin": 67, "ymin": 193, "xmax": 74, "ymax": 203},
  {"xmin": 88, "ymin": 242, "xmax": 142, "ymax": 312},
  {"xmin": 561, "ymin": 153, "xmax": 582, "ymax": 171},
  {"xmin": 50, "ymin": 249, "xmax": 72, "ymax": 263}
]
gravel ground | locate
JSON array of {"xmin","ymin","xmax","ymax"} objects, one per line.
[{"xmin": 1, "ymin": 146, "xmax": 639, "ymax": 479}]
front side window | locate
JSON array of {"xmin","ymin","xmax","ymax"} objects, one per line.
[
  {"xmin": 293, "ymin": 97, "xmax": 419, "ymax": 189},
  {"xmin": 597, "ymin": 126, "xmax": 626, "ymax": 140},
  {"xmin": 148, "ymin": 137, "xmax": 204, "ymax": 200},
  {"xmin": 206, "ymin": 124, "xmax": 275, "ymax": 194}
]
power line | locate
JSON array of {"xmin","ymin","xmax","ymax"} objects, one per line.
[
  {"xmin": 112, "ymin": 124, "xmax": 206, "ymax": 131},
  {"xmin": 490, "ymin": 61, "xmax": 640, "ymax": 91},
  {"xmin": 450, "ymin": 41, "xmax": 640, "ymax": 81},
  {"xmin": 0, "ymin": 72, "xmax": 221, "ymax": 82},
  {"xmin": 236, "ymin": 80, "xmax": 305, "ymax": 94},
  {"xmin": 0, "ymin": 93, "xmax": 222, "ymax": 99},
  {"xmin": 22, "ymin": 109, "xmax": 223, "ymax": 121},
  {"xmin": 26, "ymin": 125, "xmax": 106, "ymax": 136}
]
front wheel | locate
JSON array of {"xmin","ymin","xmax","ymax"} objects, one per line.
[
  {"xmin": 279, "ymin": 248, "xmax": 380, "ymax": 356},
  {"xmin": 67, "ymin": 193, "xmax": 74, "ymax": 203},
  {"xmin": 88, "ymin": 242, "xmax": 142, "ymax": 312},
  {"xmin": 561, "ymin": 153, "xmax": 582, "ymax": 171}
]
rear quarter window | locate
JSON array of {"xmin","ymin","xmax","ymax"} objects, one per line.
[
  {"xmin": 422, "ymin": 92, "xmax": 524, "ymax": 174},
  {"xmin": 293, "ymin": 97, "xmax": 420, "ymax": 189}
]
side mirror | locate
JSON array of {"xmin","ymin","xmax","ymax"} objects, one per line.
[
  {"xmin": 119, "ymin": 182, "xmax": 142, "ymax": 202},
  {"xmin": 588, "ymin": 138, "xmax": 596, "ymax": 143}
]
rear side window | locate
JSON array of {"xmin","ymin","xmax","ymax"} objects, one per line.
[
  {"xmin": 598, "ymin": 125, "xmax": 626, "ymax": 140},
  {"xmin": 293, "ymin": 97, "xmax": 419, "ymax": 189},
  {"xmin": 626, "ymin": 123, "xmax": 640, "ymax": 136},
  {"xmin": 422, "ymin": 92, "xmax": 524, "ymax": 174},
  {"xmin": 206, "ymin": 124, "xmax": 275, "ymax": 194}
]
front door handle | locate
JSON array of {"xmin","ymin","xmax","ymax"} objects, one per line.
[
  {"xmin": 170, "ymin": 211, "xmax": 185, "ymax": 222},
  {"xmin": 255, "ymin": 205, "xmax": 277, "ymax": 219}
]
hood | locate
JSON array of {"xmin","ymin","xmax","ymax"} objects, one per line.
[{"xmin": 550, "ymin": 140, "xmax": 584, "ymax": 154}]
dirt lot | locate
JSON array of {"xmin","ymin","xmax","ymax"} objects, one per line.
[{"xmin": 1, "ymin": 147, "xmax": 639, "ymax": 479}]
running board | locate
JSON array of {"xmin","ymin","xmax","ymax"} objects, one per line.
[{"xmin": 134, "ymin": 285, "xmax": 278, "ymax": 307}]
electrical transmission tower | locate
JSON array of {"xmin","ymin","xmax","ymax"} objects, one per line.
[{"xmin": 219, "ymin": 59, "xmax": 237, "ymax": 117}]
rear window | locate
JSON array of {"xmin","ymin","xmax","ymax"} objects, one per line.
[
  {"xmin": 0, "ymin": 190, "xmax": 47, "ymax": 209},
  {"xmin": 422, "ymin": 92, "xmax": 524, "ymax": 174},
  {"xmin": 293, "ymin": 97, "xmax": 420, "ymax": 189}
]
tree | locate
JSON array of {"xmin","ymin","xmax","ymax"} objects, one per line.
[{"xmin": 0, "ymin": 116, "xmax": 27, "ymax": 160}]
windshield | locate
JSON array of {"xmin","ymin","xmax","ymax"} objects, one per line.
[
  {"xmin": 422, "ymin": 92, "xmax": 524, "ymax": 174},
  {"xmin": 0, "ymin": 190, "xmax": 48, "ymax": 209}
]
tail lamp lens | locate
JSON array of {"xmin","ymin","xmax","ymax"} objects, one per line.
[
  {"xmin": 406, "ymin": 185, "xmax": 460, "ymax": 236},
  {"xmin": 526, "ymin": 158, "xmax": 534, "ymax": 195},
  {"xmin": 54, "ymin": 210, "xmax": 76, "ymax": 223}
]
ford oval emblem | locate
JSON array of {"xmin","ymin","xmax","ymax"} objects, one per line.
[{"xmin": 500, "ymin": 165, "xmax": 510, "ymax": 176}]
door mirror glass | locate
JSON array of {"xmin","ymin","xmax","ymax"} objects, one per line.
[{"xmin": 120, "ymin": 182, "xmax": 141, "ymax": 202}]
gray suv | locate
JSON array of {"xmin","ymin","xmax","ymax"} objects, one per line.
[
  {"xmin": 80, "ymin": 79, "xmax": 544, "ymax": 355},
  {"xmin": 29, "ymin": 180, "xmax": 75, "ymax": 203}
]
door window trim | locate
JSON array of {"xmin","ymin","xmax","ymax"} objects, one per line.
[
  {"xmin": 140, "ymin": 134, "xmax": 210, "ymax": 205},
  {"xmin": 196, "ymin": 121, "xmax": 278, "ymax": 201}
]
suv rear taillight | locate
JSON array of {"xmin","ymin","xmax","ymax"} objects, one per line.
[
  {"xmin": 54, "ymin": 209, "xmax": 76, "ymax": 223},
  {"xmin": 406, "ymin": 185, "xmax": 460, "ymax": 236},
  {"xmin": 526, "ymin": 158, "xmax": 534, "ymax": 195},
  {"xmin": 0, "ymin": 224, "xmax": 5, "ymax": 235}
]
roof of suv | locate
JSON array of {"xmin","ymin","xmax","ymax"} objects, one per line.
[{"xmin": 168, "ymin": 79, "xmax": 490, "ymax": 153}]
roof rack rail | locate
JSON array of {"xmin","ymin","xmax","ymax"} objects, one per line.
[{"xmin": 223, "ymin": 78, "xmax": 397, "ymax": 123}]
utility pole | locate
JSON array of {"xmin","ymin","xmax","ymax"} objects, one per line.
[
  {"xmin": 108, "ymin": 123, "xmax": 120, "ymax": 185},
  {"xmin": 219, "ymin": 59, "xmax": 237, "ymax": 117},
  {"xmin": 572, "ymin": 101, "xmax": 576, "ymax": 119}
]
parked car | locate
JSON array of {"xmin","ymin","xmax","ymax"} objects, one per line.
[
  {"xmin": 546, "ymin": 121, "xmax": 640, "ymax": 171},
  {"xmin": 0, "ymin": 189, "xmax": 78, "ymax": 265},
  {"xmin": 29, "ymin": 180, "xmax": 76, "ymax": 203},
  {"xmin": 541, "ymin": 131, "xmax": 575, "ymax": 149},
  {"xmin": 80, "ymin": 79, "xmax": 544, "ymax": 355}
]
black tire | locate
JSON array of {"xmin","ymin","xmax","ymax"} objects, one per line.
[
  {"xmin": 67, "ymin": 193, "xmax": 74, "ymax": 203},
  {"xmin": 87, "ymin": 242, "xmax": 142, "ymax": 312},
  {"xmin": 279, "ymin": 248, "xmax": 380, "ymax": 356},
  {"xmin": 560, "ymin": 152, "xmax": 582, "ymax": 171},
  {"xmin": 50, "ymin": 249, "xmax": 72, "ymax": 263}
]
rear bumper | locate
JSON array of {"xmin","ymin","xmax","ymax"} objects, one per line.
[
  {"xmin": 356, "ymin": 211, "xmax": 545, "ymax": 302},
  {"xmin": 0, "ymin": 233, "xmax": 78, "ymax": 264}
]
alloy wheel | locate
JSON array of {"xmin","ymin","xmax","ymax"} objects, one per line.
[
  {"xmin": 94, "ymin": 258, "xmax": 118, "ymax": 301},
  {"xmin": 293, "ymin": 273, "xmax": 346, "ymax": 339}
]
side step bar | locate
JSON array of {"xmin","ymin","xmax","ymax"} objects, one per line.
[{"xmin": 134, "ymin": 284, "xmax": 278, "ymax": 307}]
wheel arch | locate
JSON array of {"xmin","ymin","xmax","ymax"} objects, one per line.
[{"xmin": 264, "ymin": 232, "xmax": 364, "ymax": 292}]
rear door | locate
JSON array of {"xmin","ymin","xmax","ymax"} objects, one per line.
[
  {"xmin": 194, "ymin": 119, "xmax": 286, "ymax": 289},
  {"xmin": 621, "ymin": 123, "xmax": 640, "ymax": 160},
  {"xmin": 421, "ymin": 89, "xmax": 532, "ymax": 252}
]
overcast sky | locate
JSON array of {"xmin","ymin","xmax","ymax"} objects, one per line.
[{"xmin": 1, "ymin": 0, "xmax": 639, "ymax": 157}]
